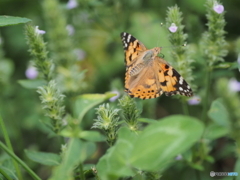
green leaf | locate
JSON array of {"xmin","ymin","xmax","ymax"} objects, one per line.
[
  {"xmin": 208, "ymin": 98, "xmax": 231, "ymax": 128},
  {"xmin": 138, "ymin": 118, "xmax": 158, "ymax": 124},
  {"xmin": 25, "ymin": 150, "xmax": 61, "ymax": 166},
  {"xmin": 130, "ymin": 115, "xmax": 204, "ymax": 171},
  {"xmin": 73, "ymin": 92, "xmax": 115, "ymax": 123},
  {"xmin": 227, "ymin": 62, "xmax": 240, "ymax": 70},
  {"xmin": 18, "ymin": 79, "xmax": 47, "ymax": 89},
  {"xmin": 80, "ymin": 130, "xmax": 106, "ymax": 142},
  {"xmin": 50, "ymin": 139, "xmax": 92, "ymax": 180},
  {"xmin": 204, "ymin": 123, "xmax": 229, "ymax": 140},
  {"xmin": 213, "ymin": 62, "xmax": 232, "ymax": 69},
  {"xmin": 0, "ymin": 166, "xmax": 18, "ymax": 180},
  {"xmin": 97, "ymin": 127, "xmax": 137, "ymax": 179},
  {"xmin": 0, "ymin": 16, "xmax": 31, "ymax": 26}
]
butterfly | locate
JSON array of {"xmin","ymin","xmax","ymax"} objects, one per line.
[{"xmin": 120, "ymin": 32, "xmax": 193, "ymax": 99}]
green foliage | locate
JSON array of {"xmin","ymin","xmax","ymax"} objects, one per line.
[
  {"xmin": 93, "ymin": 103, "xmax": 120, "ymax": 146},
  {"xmin": 73, "ymin": 93, "xmax": 115, "ymax": 122},
  {"xmin": 18, "ymin": 79, "xmax": 47, "ymax": 89},
  {"xmin": 208, "ymin": 98, "xmax": 230, "ymax": 128},
  {"xmin": 42, "ymin": 0, "xmax": 75, "ymax": 66},
  {"xmin": 0, "ymin": 16, "xmax": 31, "ymax": 27},
  {"xmin": 131, "ymin": 116, "xmax": 203, "ymax": 171},
  {"xmin": 25, "ymin": 24, "xmax": 53, "ymax": 81},
  {"xmin": 49, "ymin": 138, "xmax": 94, "ymax": 180},
  {"xmin": 118, "ymin": 95, "xmax": 141, "ymax": 131},
  {"xmin": 0, "ymin": 34, "xmax": 14, "ymax": 92},
  {"xmin": 200, "ymin": 0, "xmax": 228, "ymax": 66},
  {"xmin": 42, "ymin": 0, "xmax": 86, "ymax": 94},
  {"xmin": 97, "ymin": 116, "xmax": 204, "ymax": 179},
  {"xmin": 37, "ymin": 80, "xmax": 66, "ymax": 133},
  {"xmin": 216, "ymin": 78, "xmax": 240, "ymax": 155},
  {"xmin": 25, "ymin": 150, "xmax": 61, "ymax": 166}
]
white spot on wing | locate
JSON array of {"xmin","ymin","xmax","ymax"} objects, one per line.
[
  {"xmin": 127, "ymin": 34, "xmax": 131, "ymax": 42},
  {"xmin": 179, "ymin": 77, "xmax": 183, "ymax": 85},
  {"xmin": 179, "ymin": 87, "xmax": 183, "ymax": 91}
]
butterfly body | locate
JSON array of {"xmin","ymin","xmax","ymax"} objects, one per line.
[{"xmin": 120, "ymin": 32, "xmax": 193, "ymax": 99}]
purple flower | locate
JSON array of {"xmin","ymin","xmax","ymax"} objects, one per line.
[
  {"xmin": 228, "ymin": 78, "xmax": 240, "ymax": 92},
  {"xmin": 67, "ymin": 0, "xmax": 78, "ymax": 9},
  {"xmin": 188, "ymin": 95, "xmax": 201, "ymax": 105},
  {"xmin": 109, "ymin": 90, "xmax": 120, "ymax": 102},
  {"xmin": 66, "ymin": 24, "xmax": 75, "ymax": 36},
  {"xmin": 175, "ymin": 154, "xmax": 183, "ymax": 161},
  {"xmin": 213, "ymin": 2, "xmax": 224, "ymax": 14},
  {"xmin": 25, "ymin": 66, "xmax": 38, "ymax": 79},
  {"xmin": 35, "ymin": 26, "xmax": 46, "ymax": 35},
  {"xmin": 168, "ymin": 23, "xmax": 178, "ymax": 33},
  {"xmin": 73, "ymin": 49, "xmax": 86, "ymax": 61}
]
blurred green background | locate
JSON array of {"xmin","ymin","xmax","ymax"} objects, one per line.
[{"xmin": 1, "ymin": 0, "xmax": 240, "ymax": 179}]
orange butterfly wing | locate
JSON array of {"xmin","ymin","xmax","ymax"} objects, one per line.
[
  {"xmin": 154, "ymin": 57, "xmax": 193, "ymax": 97},
  {"xmin": 120, "ymin": 32, "xmax": 193, "ymax": 99}
]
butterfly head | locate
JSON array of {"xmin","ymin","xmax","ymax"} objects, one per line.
[{"xmin": 153, "ymin": 47, "xmax": 161, "ymax": 56}]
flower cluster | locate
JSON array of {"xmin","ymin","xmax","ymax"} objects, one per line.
[
  {"xmin": 25, "ymin": 25, "xmax": 52, "ymax": 81},
  {"xmin": 37, "ymin": 80, "xmax": 66, "ymax": 133},
  {"xmin": 92, "ymin": 103, "xmax": 120, "ymax": 146},
  {"xmin": 118, "ymin": 95, "xmax": 141, "ymax": 131}
]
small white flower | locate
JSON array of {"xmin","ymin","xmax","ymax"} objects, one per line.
[
  {"xmin": 35, "ymin": 26, "xmax": 46, "ymax": 35},
  {"xmin": 25, "ymin": 66, "xmax": 38, "ymax": 79},
  {"xmin": 66, "ymin": 24, "xmax": 75, "ymax": 36},
  {"xmin": 187, "ymin": 95, "xmax": 201, "ymax": 105},
  {"xmin": 67, "ymin": 0, "xmax": 78, "ymax": 9},
  {"xmin": 109, "ymin": 90, "xmax": 120, "ymax": 102},
  {"xmin": 228, "ymin": 78, "xmax": 240, "ymax": 92},
  {"xmin": 168, "ymin": 23, "xmax": 178, "ymax": 33},
  {"xmin": 213, "ymin": 2, "xmax": 224, "ymax": 14}
]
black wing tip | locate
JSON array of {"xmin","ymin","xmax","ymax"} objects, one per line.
[{"xmin": 120, "ymin": 32, "xmax": 127, "ymax": 37}]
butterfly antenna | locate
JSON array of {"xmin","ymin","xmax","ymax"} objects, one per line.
[
  {"xmin": 161, "ymin": 43, "xmax": 187, "ymax": 49},
  {"xmin": 156, "ymin": 22, "xmax": 164, "ymax": 47}
]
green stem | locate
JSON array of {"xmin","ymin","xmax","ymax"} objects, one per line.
[
  {"xmin": 0, "ymin": 113, "xmax": 22, "ymax": 180},
  {"xmin": 195, "ymin": 169, "xmax": 201, "ymax": 180},
  {"xmin": 79, "ymin": 163, "xmax": 85, "ymax": 180},
  {"xmin": 0, "ymin": 142, "xmax": 42, "ymax": 180},
  {"xmin": 201, "ymin": 67, "xmax": 211, "ymax": 124},
  {"xmin": 182, "ymin": 99, "xmax": 189, "ymax": 116},
  {"xmin": 0, "ymin": 167, "xmax": 12, "ymax": 180}
]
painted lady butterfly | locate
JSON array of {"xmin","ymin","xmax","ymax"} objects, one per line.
[{"xmin": 120, "ymin": 32, "xmax": 193, "ymax": 99}]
